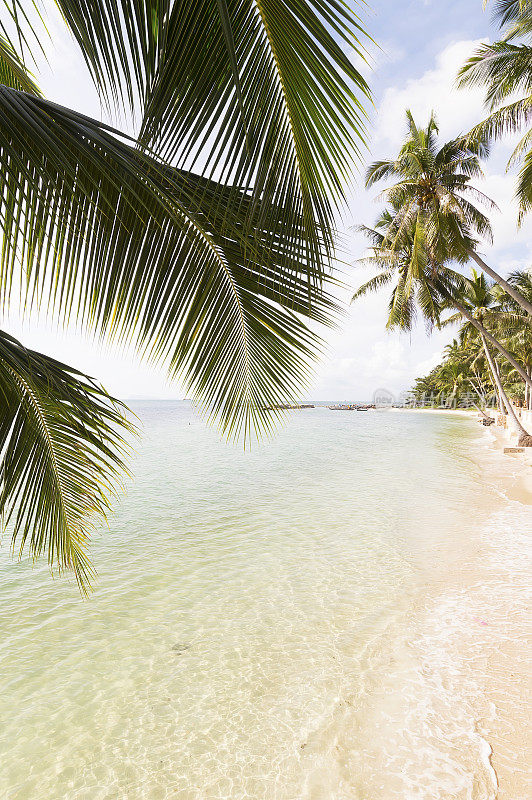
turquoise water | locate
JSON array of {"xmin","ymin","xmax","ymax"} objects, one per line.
[{"xmin": 0, "ymin": 404, "xmax": 513, "ymax": 798}]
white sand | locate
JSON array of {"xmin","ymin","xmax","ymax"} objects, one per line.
[{"xmin": 390, "ymin": 407, "xmax": 532, "ymax": 798}]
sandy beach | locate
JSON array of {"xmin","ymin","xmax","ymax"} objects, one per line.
[
  {"xmin": 472, "ymin": 421, "xmax": 531, "ymax": 800},
  {"xmin": 392, "ymin": 408, "xmax": 532, "ymax": 800}
]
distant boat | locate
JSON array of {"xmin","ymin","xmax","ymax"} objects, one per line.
[
  {"xmin": 327, "ymin": 404, "xmax": 375, "ymax": 411},
  {"xmin": 263, "ymin": 403, "xmax": 315, "ymax": 410}
]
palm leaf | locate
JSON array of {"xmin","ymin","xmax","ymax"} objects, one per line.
[
  {"xmin": 0, "ymin": 87, "xmax": 337, "ymax": 440},
  {"xmin": 48, "ymin": 0, "xmax": 371, "ymax": 280},
  {"xmin": 351, "ymin": 268, "xmax": 395, "ymax": 301},
  {"xmin": 0, "ymin": 34, "xmax": 41, "ymax": 94},
  {"xmin": 0, "ymin": 329, "xmax": 133, "ymax": 591}
]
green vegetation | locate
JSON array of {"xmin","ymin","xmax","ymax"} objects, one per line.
[
  {"xmin": 355, "ymin": 0, "xmax": 532, "ymax": 446},
  {"xmin": 411, "ymin": 270, "xmax": 532, "ymax": 441},
  {"xmin": 459, "ymin": 0, "xmax": 532, "ymax": 217},
  {"xmin": 0, "ymin": 0, "xmax": 371, "ymax": 589}
]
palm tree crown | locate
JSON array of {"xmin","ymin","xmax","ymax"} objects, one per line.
[
  {"xmin": 365, "ymin": 110, "xmax": 495, "ymax": 268},
  {"xmin": 365, "ymin": 109, "xmax": 532, "ymax": 316},
  {"xmin": 458, "ymin": 0, "xmax": 532, "ymax": 214}
]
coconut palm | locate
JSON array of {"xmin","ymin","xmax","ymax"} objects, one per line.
[
  {"xmin": 458, "ymin": 0, "xmax": 532, "ymax": 216},
  {"xmin": 0, "ymin": 1, "xmax": 371, "ymax": 589},
  {"xmin": 412, "ymin": 341, "xmax": 495, "ymax": 411},
  {"xmin": 365, "ymin": 110, "xmax": 532, "ymax": 315},
  {"xmin": 440, "ymin": 269, "xmax": 532, "ymax": 443},
  {"xmin": 352, "ymin": 205, "xmax": 447, "ymax": 331},
  {"xmin": 352, "ymin": 205, "xmax": 532, "ymax": 391},
  {"xmin": 410, "ymin": 338, "xmax": 491, "ymax": 409},
  {"xmin": 497, "ymin": 269, "xmax": 532, "ymax": 407}
]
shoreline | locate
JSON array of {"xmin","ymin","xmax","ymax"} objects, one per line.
[
  {"xmin": 386, "ymin": 407, "xmax": 531, "ymax": 798},
  {"xmin": 428, "ymin": 411, "xmax": 531, "ymax": 798},
  {"xmin": 388, "ymin": 405, "xmax": 532, "ymax": 502},
  {"xmin": 469, "ymin": 417, "xmax": 531, "ymax": 800}
]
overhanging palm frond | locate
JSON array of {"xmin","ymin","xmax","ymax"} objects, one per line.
[
  {"xmin": 457, "ymin": 42, "xmax": 532, "ymax": 110},
  {"xmin": 44, "ymin": 0, "xmax": 372, "ymax": 280},
  {"xmin": 0, "ymin": 35, "xmax": 41, "ymax": 94},
  {"xmin": 0, "ymin": 87, "xmax": 337, "ymax": 440},
  {"xmin": 0, "ymin": 330, "xmax": 132, "ymax": 592}
]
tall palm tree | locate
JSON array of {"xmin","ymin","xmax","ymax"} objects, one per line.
[
  {"xmin": 365, "ymin": 110, "xmax": 532, "ymax": 315},
  {"xmin": 458, "ymin": 0, "xmax": 532, "ymax": 216},
  {"xmin": 0, "ymin": 1, "xmax": 372, "ymax": 589},
  {"xmin": 352, "ymin": 206, "xmax": 532, "ymax": 390}
]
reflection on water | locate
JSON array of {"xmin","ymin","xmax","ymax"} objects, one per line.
[{"xmin": 0, "ymin": 404, "xmax": 516, "ymax": 798}]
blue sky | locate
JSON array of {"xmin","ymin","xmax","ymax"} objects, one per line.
[{"xmin": 5, "ymin": 0, "xmax": 531, "ymax": 401}]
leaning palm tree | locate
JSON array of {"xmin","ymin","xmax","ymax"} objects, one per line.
[
  {"xmin": 457, "ymin": 0, "xmax": 532, "ymax": 216},
  {"xmin": 0, "ymin": 0, "xmax": 372, "ymax": 589},
  {"xmin": 496, "ymin": 268, "xmax": 532, "ymax": 407},
  {"xmin": 365, "ymin": 110, "xmax": 532, "ymax": 315},
  {"xmin": 353, "ymin": 205, "xmax": 532, "ymax": 392},
  {"xmin": 440, "ymin": 269, "xmax": 532, "ymax": 444}
]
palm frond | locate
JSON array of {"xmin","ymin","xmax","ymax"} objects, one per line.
[
  {"xmin": 457, "ymin": 42, "xmax": 532, "ymax": 110},
  {"xmin": 0, "ymin": 330, "xmax": 133, "ymax": 592},
  {"xmin": 47, "ymin": 0, "xmax": 372, "ymax": 278},
  {"xmin": 351, "ymin": 268, "xmax": 395, "ymax": 302},
  {"xmin": 0, "ymin": 34, "xmax": 40, "ymax": 94},
  {"xmin": 0, "ymin": 87, "xmax": 337, "ymax": 441},
  {"xmin": 365, "ymin": 160, "xmax": 397, "ymax": 187},
  {"xmin": 465, "ymin": 97, "xmax": 532, "ymax": 151}
]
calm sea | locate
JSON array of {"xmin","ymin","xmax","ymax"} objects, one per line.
[{"xmin": 0, "ymin": 403, "xmax": 527, "ymax": 799}]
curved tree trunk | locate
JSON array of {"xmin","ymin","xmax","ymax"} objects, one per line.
[
  {"xmin": 493, "ymin": 356, "xmax": 504, "ymax": 414},
  {"xmin": 481, "ymin": 334, "xmax": 532, "ymax": 445},
  {"xmin": 468, "ymin": 250, "xmax": 532, "ymax": 316},
  {"xmin": 443, "ymin": 294, "xmax": 532, "ymax": 390}
]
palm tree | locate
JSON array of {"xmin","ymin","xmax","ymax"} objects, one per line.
[
  {"xmin": 458, "ymin": 0, "xmax": 532, "ymax": 216},
  {"xmin": 352, "ymin": 206, "xmax": 445, "ymax": 331},
  {"xmin": 440, "ymin": 270, "xmax": 532, "ymax": 444},
  {"xmin": 0, "ymin": 1, "xmax": 372, "ymax": 589},
  {"xmin": 497, "ymin": 269, "xmax": 532, "ymax": 407},
  {"xmin": 352, "ymin": 206, "xmax": 532, "ymax": 394},
  {"xmin": 365, "ymin": 110, "xmax": 532, "ymax": 315}
]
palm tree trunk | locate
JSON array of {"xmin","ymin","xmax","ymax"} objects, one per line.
[
  {"xmin": 482, "ymin": 336, "xmax": 504, "ymax": 416},
  {"xmin": 468, "ymin": 250, "xmax": 532, "ymax": 316},
  {"xmin": 493, "ymin": 355, "xmax": 504, "ymax": 414},
  {"xmin": 481, "ymin": 334, "xmax": 532, "ymax": 444},
  {"xmin": 441, "ymin": 292, "xmax": 532, "ymax": 389}
]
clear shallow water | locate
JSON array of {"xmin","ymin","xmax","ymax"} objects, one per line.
[{"xmin": 0, "ymin": 404, "xmax": 520, "ymax": 799}]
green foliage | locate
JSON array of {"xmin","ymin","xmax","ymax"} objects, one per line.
[
  {"xmin": 0, "ymin": 35, "xmax": 40, "ymax": 94},
  {"xmin": 411, "ymin": 268, "xmax": 532, "ymax": 407},
  {"xmin": 364, "ymin": 110, "xmax": 496, "ymax": 268},
  {"xmin": 458, "ymin": 0, "xmax": 532, "ymax": 216},
  {"xmin": 0, "ymin": 331, "xmax": 133, "ymax": 593},
  {"xmin": 0, "ymin": 0, "xmax": 372, "ymax": 586}
]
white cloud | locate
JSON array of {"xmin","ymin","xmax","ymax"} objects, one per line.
[{"xmin": 373, "ymin": 39, "xmax": 488, "ymax": 149}]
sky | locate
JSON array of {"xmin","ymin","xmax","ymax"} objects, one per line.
[{"xmin": 5, "ymin": 0, "xmax": 532, "ymax": 402}]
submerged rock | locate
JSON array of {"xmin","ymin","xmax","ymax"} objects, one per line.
[{"xmin": 171, "ymin": 643, "xmax": 191, "ymax": 654}]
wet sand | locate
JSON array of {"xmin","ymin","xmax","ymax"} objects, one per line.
[
  {"xmin": 474, "ymin": 423, "xmax": 531, "ymax": 800},
  {"xmin": 393, "ymin": 408, "xmax": 531, "ymax": 799}
]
